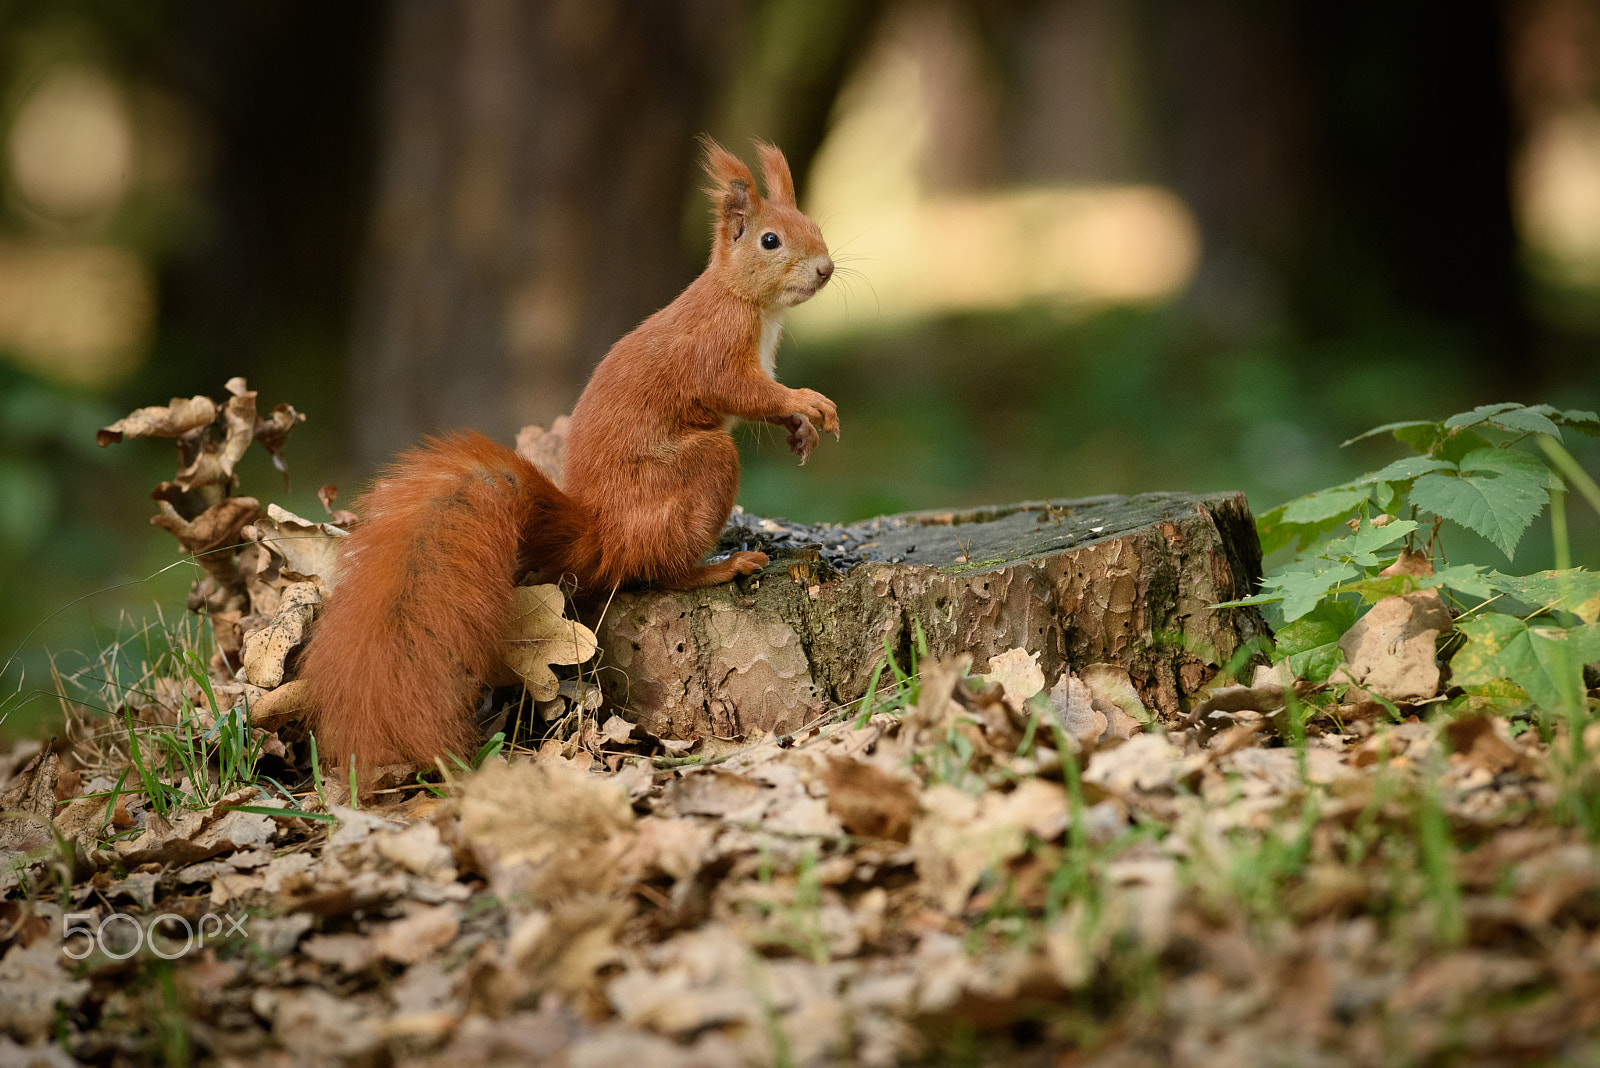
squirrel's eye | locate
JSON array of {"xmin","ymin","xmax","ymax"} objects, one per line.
[{"xmin": 760, "ymin": 231, "xmax": 781, "ymax": 250}]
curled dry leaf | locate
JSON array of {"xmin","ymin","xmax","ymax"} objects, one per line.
[
  {"xmin": 241, "ymin": 581, "xmax": 320, "ymax": 689},
  {"xmin": 317, "ymin": 484, "xmax": 358, "ymax": 526},
  {"xmin": 151, "ymin": 495, "xmax": 262, "ymax": 586},
  {"xmin": 248, "ymin": 679, "xmax": 310, "ymax": 731},
  {"xmin": 251, "ymin": 504, "xmax": 348, "ymax": 586},
  {"xmin": 1079, "ymin": 664, "xmax": 1152, "ymax": 729},
  {"xmin": 502, "ymin": 584, "xmax": 598, "ymax": 701},
  {"xmin": 175, "ymin": 385, "xmax": 257, "ymax": 490},
  {"xmin": 96, "ymin": 394, "xmax": 217, "ymax": 447}
]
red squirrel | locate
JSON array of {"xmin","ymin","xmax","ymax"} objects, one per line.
[{"xmin": 298, "ymin": 139, "xmax": 838, "ymax": 777}]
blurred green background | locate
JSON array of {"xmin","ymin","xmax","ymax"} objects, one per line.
[{"xmin": 3, "ymin": 0, "xmax": 1599, "ymax": 739}]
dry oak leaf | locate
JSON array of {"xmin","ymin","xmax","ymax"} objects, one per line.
[
  {"xmin": 241, "ymin": 580, "xmax": 320, "ymax": 689},
  {"xmin": 912, "ymin": 778, "xmax": 1069, "ymax": 915},
  {"xmin": 458, "ymin": 760, "xmax": 634, "ymax": 899},
  {"xmin": 96, "ymin": 394, "xmax": 217, "ymax": 447},
  {"xmin": 248, "ymin": 678, "xmax": 310, "ymax": 731},
  {"xmin": 250, "ymin": 504, "xmax": 347, "ymax": 586},
  {"xmin": 174, "ymin": 381, "xmax": 257, "ymax": 490},
  {"xmin": 372, "ymin": 903, "xmax": 462, "ymax": 965},
  {"xmin": 1081, "ymin": 733, "xmax": 1204, "ymax": 795},
  {"xmin": 983, "ymin": 647, "xmax": 1046, "ymax": 710},
  {"xmin": 152, "ymin": 494, "xmax": 262, "ymax": 573},
  {"xmin": 502, "ymin": 584, "xmax": 598, "ymax": 700},
  {"xmin": 1049, "ymin": 673, "xmax": 1105, "ymax": 744},
  {"xmin": 1079, "ymin": 663, "xmax": 1153, "ymax": 729}
]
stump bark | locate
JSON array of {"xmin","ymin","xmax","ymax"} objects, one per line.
[{"xmin": 588, "ymin": 492, "xmax": 1269, "ymax": 740}]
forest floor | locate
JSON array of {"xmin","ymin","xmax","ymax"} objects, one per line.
[{"xmin": 3, "ymin": 644, "xmax": 1599, "ymax": 1067}]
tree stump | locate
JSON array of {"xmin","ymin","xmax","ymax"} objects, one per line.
[{"xmin": 589, "ymin": 492, "xmax": 1269, "ymax": 740}]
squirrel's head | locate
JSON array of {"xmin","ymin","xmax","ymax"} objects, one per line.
[{"xmin": 702, "ymin": 138, "xmax": 833, "ymax": 308}]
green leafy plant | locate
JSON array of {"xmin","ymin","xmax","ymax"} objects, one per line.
[{"xmin": 1221, "ymin": 404, "xmax": 1600, "ymax": 708}]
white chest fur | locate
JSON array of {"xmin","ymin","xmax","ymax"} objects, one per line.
[{"xmin": 759, "ymin": 310, "xmax": 785, "ymax": 380}]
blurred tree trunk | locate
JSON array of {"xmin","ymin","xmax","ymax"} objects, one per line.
[
  {"xmin": 350, "ymin": 0, "xmax": 730, "ymax": 466},
  {"xmin": 349, "ymin": 0, "xmax": 878, "ymax": 468}
]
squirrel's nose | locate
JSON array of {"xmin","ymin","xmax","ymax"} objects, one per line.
[{"xmin": 816, "ymin": 260, "xmax": 834, "ymax": 283}]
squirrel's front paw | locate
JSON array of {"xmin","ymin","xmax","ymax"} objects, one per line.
[
  {"xmin": 773, "ymin": 413, "xmax": 820, "ymax": 464},
  {"xmin": 788, "ymin": 388, "xmax": 840, "ymax": 439}
]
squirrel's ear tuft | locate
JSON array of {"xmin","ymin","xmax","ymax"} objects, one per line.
[
  {"xmin": 700, "ymin": 136, "xmax": 759, "ymax": 244},
  {"xmin": 755, "ymin": 141, "xmax": 796, "ymax": 207}
]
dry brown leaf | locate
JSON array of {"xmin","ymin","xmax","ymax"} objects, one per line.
[
  {"xmin": 248, "ymin": 679, "xmax": 310, "ymax": 731},
  {"xmin": 1332, "ymin": 590, "xmax": 1453, "ymax": 702},
  {"xmin": 821, "ymin": 756, "xmax": 920, "ymax": 843},
  {"xmin": 599, "ymin": 714, "xmax": 635, "ymax": 745},
  {"xmin": 372, "ymin": 904, "xmax": 462, "ymax": 965},
  {"xmin": 96, "ymin": 394, "xmax": 217, "ymax": 447},
  {"xmin": 113, "ymin": 793, "xmax": 282, "ymax": 867},
  {"xmin": 912, "ymin": 778, "xmax": 1067, "ymax": 914},
  {"xmin": 251, "ymin": 504, "xmax": 348, "ymax": 585},
  {"xmin": 1082, "ymin": 734, "xmax": 1203, "ymax": 795},
  {"xmin": 151, "ymin": 495, "xmax": 262, "ymax": 585},
  {"xmin": 503, "ymin": 897, "xmax": 630, "ymax": 1004},
  {"xmin": 502, "ymin": 584, "xmax": 599, "ymax": 700},
  {"xmin": 241, "ymin": 581, "xmax": 319, "ymax": 689},
  {"xmin": 302, "ymin": 932, "xmax": 379, "ymax": 973},
  {"xmin": 459, "ymin": 760, "xmax": 634, "ymax": 899},
  {"xmin": 983, "ymin": 647, "xmax": 1045, "ymax": 710},
  {"xmin": 1048, "ymin": 673, "xmax": 1106, "ymax": 744},
  {"xmin": 1079, "ymin": 663, "xmax": 1152, "ymax": 731},
  {"xmin": 373, "ymin": 821, "xmax": 457, "ymax": 880},
  {"xmin": 664, "ymin": 769, "xmax": 767, "ymax": 818},
  {"xmin": 175, "ymin": 384, "xmax": 256, "ymax": 490}
]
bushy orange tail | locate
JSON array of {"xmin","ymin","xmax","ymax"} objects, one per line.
[{"xmin": 298, "ymin": 432, "xmax": 594, "ymax": 778}]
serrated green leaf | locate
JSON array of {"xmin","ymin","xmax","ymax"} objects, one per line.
[
  {"xmin": 1443, "ymin": 402, "xmax": 1524, "ymax": 428},
  {"xmin": 1275, "ymin": 600, "xmax": 1355, "ymax": 682},
  {"xmin": 1410, "ymin": 467, "xmax": 1547, "ymax": 560},
  {"xmin": 1257, "ymin": 504, "xmax": 1351, "ymax": 558},
  {"xmin": 1427, "ymin": 564, "xmax": 1500, "ymax": 600},
  {"xmin": 1453, "ymin": 616, "xmax": 1600, "ymax": 714},
  {"xmin": 1281, "ymin": 486, "xmax": 1372, "ymax": 525},
  {"xmin": 1456, "ymin": 446, "xmax": 1550, "ymax": 480},
  {"xmin": 1264, "ymin": 561, "xmax": 1359, "ymax": 623},
  {"xmin": 1364, "ymin": 454, "xmax": 1456, "ymax": 485},
  {"xmin": 1558, "ymin": 408, "xmax": 1600, "ymax": 436},
  {"xmin": 1487, "ymin": 407, "xmax": 1564, "ymax": 439},
  {"xmin": 1318, "ymin": 519, "xmax": 1419, "ymax": 567},
  {"xmin": 1341, "ymin": 419, "xmax": 1436, "ymax": 448},
  {"xmin": 1486, "ymin": 568, "xmax": 1600, "ymax": 622}
]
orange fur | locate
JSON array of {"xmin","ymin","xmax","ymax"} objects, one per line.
[{"xmin": 300, "ymin": 139, "xmax": 838, "ymax": 781}]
